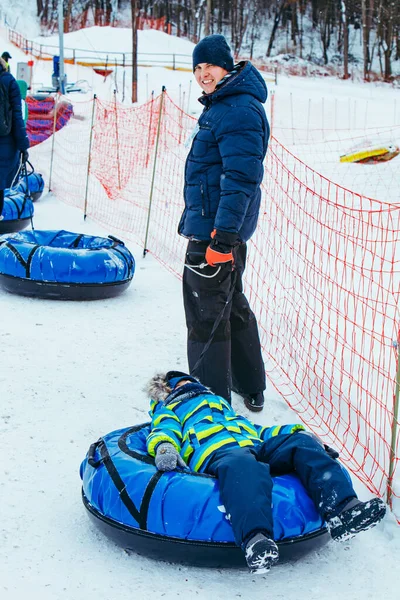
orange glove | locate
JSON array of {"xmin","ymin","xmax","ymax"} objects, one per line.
[{"xmin": 205, "ymin": 229, "xmax": 235, "ymax": 267}]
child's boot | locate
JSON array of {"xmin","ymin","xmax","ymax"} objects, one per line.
[
  {"xmin": 327, "ymin": 497, "xmax": 386, "ymax": 542},
  {"xmin": 244, "ymin": 533, "xmax": 279, "ymax": 574}
]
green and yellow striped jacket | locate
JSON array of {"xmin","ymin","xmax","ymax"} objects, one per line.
[{"xmin": 146, "ymin": 383, "xmax": 305, "ymax": 473}]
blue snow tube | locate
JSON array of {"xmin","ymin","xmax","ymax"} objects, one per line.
[
  {"xmin": 0, "ymin": 192, "xmax": 34, "ymax": 234},
  {"xmin": 14, "ymin": 171, "xmax": 45, "ymax": 201},
  {"xmin": 0, "ymin": 230, "xmax": 135, "ymax": 300},
  {"xmin": 80, "ymin": 423, "xmax": 331, "ymax": 568}
]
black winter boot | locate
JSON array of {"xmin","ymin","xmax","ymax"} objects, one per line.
[
  {"xmin": 327, "ymin": 497, "xmax": 386, "ymax": 542},
  {"xmin": 242, "ymin": 391, "xmax": 265, "ymax": 412},
  {"xmin": 244, "ymin": 533, "xmax": 279, "ymax": 574}
]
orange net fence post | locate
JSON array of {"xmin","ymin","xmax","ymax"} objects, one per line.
[{"xmin": 32, "ymin": 91, "xmax": 400, "ymax": 521}]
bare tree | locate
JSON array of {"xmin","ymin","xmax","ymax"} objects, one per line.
[
  {"xmin": 266, "ymin": 0, "xmax": 287, "ymax": 57},
  {"xmin": 377, "ymin": 0, "xmax": 397, "ymax": 80},
  {"xmin": 204, "ymin": 0, "xmax": 212, "ymax": 36},
  {"xmin": 342, "ymin": 0, "xmax": 350, "ymax": 78},
  {"xmin": 361, "ymin": 0, "xmax": 372, "ymax": 79}
]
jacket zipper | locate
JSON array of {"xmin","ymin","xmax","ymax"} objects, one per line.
[{"xmin": 200, "ymin": 182, "xmax": 205, "ymax": 216}]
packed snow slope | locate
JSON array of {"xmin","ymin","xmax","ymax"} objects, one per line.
[{"xmin": 1, "ymin": 194, "xmax": 399, "ymax": 600}]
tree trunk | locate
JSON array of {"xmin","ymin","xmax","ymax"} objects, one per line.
[
  {"xmin": 311, "ymin": 0, "xmax": 319, "ymax": 28},
  {"xmin": 131, "ymin": 0, "xmax": 138, "ymax": 103},
  {"xmin": 266, "ymin": 1, "xmax": 285, "ymax": 57},
  {"xmin": 342, "ymin": 1, "xmax": 350, "ymax": 78},
  {"xmin": 64, "ymin": 0, "xmax": 74, "ymax": 33},
  {"xmin": 299, "ymin": 0, "xmax": 304, "ymax": 58},
  {"xmin": 36, "ymin": 0, "xmax": 44, "ymax": 17},
  {"xmin": 190, "ymin": 0, "xmax": 198, "ymax": 42},
  {"xmin": 383, "ymin": 1, "xmax": 395, "ymax": 81},
  {"xmin": 361, "ymin": 0, "xmax": 371, "ymax": 80},
  {"xmin": 204, "ymin": 0, "xmax": 212, "ymax": 36},
  {"xmin": 41, "ymin": 0, "xmax": 49, "ymax": 25},
  {"xmin": 291, "ymin": 0, "xmax": 298, "ymax": 46}
]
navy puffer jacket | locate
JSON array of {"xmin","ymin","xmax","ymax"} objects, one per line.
[
  {"xmin": 0, "ymin": 59, "xmax": 29, "ymax": 190},
  {"xmin": 178, "ymin": 61, "xmax": 269, "ymax": 242}
]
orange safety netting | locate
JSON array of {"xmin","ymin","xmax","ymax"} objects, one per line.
[{"xmin": 30, "ymin": 92, "xmax": 400, "ymax": 518}]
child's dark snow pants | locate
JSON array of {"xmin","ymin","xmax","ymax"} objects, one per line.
[
  {"xmin": 205, "ymin": 432, "xmax": 357, "ymax": 547},
  {"xmin": 183, "ymin": 240, "xmax": 265, "ymax": 401}
]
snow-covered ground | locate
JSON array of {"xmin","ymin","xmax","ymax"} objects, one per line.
[
  {"xmin": 0, "ymin": 14, "xmax": 399, "ymax": 600},
  {"xmin": 1, "ymin": 194, "xmax": 399, "ymax": 600}
]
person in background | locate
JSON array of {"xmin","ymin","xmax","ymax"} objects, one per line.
[
  {"xmin": 1, "ymin": 51, "xmax": 11, "ymax": 72},
  {"xmin": 146, "ymin": 371, "xmax": 387, "ymax": 574},
  {"xmin": 178, "ymin": 34, "xmax": 269, "ymax": 411},
  {"xmin": 0, "ymin": 57, "xmax": 29, "ymax": 221},
  {"xmin": 16, "ymin": 79, "xmax": 29, "ymax": 124}
]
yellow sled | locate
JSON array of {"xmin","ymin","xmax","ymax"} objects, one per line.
[{"xmin": 340, "ymin": 145, "xmax": 400, "ymax": 164}]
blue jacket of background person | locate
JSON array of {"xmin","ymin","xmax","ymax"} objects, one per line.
[
  {"xmin": 178, "ymin": 61, "xmax": 269, "ymax": 242},
  {"xmin": 0, "ymin": 58, "xmax": 29, "ymax": 190}
]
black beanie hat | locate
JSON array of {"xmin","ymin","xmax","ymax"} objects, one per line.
[{"xmin": 192, "ymin": 35, "xmax": 234, "ymax": 72}]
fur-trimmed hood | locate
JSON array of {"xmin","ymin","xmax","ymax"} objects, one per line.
[
  {"xmin": 0, "ymin": 57, "xmax": 8, "ymax": 72},
  {"xmin": 145, "ymin": 371, "xmax": 202, "ymax": 404},
  {"xmin": 145, "ymin": 372, "xmax": 172, "ymax": 403}
]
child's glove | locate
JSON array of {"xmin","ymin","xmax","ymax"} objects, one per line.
[
  {"xmin": 300, "ymin": 430, "xmax": 339, "ymax": 459},
  {"xmin": 205, "ymin": 229, "xmax": 239, "ymax": 267},
  {"xmin": 155, "ymin": 442, "xmax": 187, "ymax": 471}
]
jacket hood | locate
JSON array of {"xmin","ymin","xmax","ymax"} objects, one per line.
[
  {"xmin": 145, "ymin": 371, "xmax": 201, "ymax": 404},
  {"xmin": 199, "ymin": 61, "xmax": 268, "ymax": 107}
]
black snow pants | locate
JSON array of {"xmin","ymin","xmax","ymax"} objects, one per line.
[
  {"xmin": 183, "ymin": 239, "xmax": 266, "ymax": 401},
  {"xmin": 206, "ymin": 433, "xmax": 357, "ymax": 548}
]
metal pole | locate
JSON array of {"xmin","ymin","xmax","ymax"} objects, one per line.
[
  {"xmin": 83, "ymin": 94, "xmax": 97, "ymax": 220},
  {"xmin": 48, "ymin": 93, "xmax": 59, "ymax": 191},
  {"xmin": 387, "ymin": 336, "xmax": 400, "ymax": 507},
  {"xmin": 143, "ymin": 87, "xmax": 165, "ymax": 257},
  {"xmin": 58, "ymin": 0, "xmax": 66, "ymax": 94},
  {"xmin": 114, "ymin": 89, "xmax": 122, "ymax": 189},
  {"xmin": 114, "ymin": 58, "xmax": 118, "ymax": 94}
]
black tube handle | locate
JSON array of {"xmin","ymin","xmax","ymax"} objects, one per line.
[
  {"xmin": 108, "ymin": 235, "xmax": 125, "ymax": 246},
  {"xmin": 87, "ymin": 439, "xmax": 104, "ymax": 468}
]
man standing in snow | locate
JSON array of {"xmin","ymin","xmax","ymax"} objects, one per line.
[{"xmin": 178, "ymin": 35, "xmax": 269, "ymax": 411}]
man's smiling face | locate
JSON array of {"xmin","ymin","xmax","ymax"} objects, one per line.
[{"xmin": 194, "ymin": 63, "xmax": 229, "ymax": 94}]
